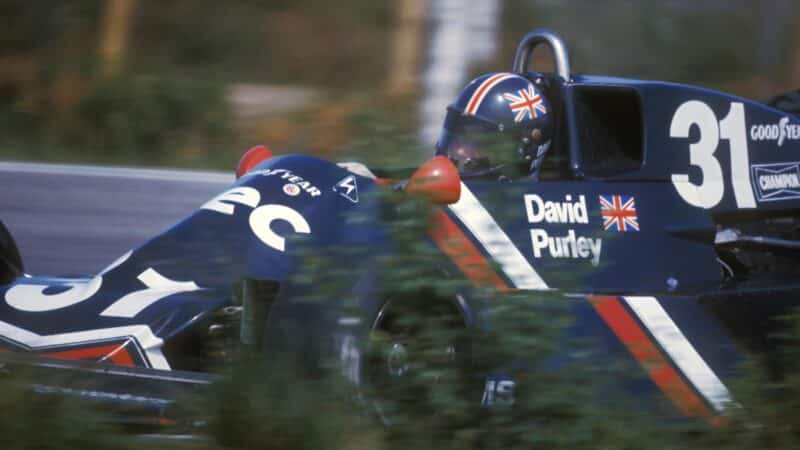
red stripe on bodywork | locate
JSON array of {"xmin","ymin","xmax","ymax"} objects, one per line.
[
  {"xmin": 45, "ymin": 343, "xmax": 135, "ymax": 367},
  {"xmin": 429, "ymin": 210, "xmax": 509, "ymax": 291},
  {"xmin": 587, "ymin": 295, "xmax": 716, "ymax": 421}
]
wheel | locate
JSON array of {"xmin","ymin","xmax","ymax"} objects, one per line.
[
  {"xmin": 0, "ymin": 221, "xmax": 23, "ymax": 285},
  {"xmin": 362, "ymin": 293, "xmax": 473, "ymax": 425}
]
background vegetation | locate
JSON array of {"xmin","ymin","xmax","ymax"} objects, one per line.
[{"xmin": 2, "ymin": 1, "xmax": 800, "ymax": 168}]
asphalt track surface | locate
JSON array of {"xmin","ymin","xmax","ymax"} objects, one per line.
[{"xmin": 0, "ymin": 162, "xmax": 234, "ymax": 276}]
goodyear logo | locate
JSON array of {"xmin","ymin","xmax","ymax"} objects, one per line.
[
  {"xmin": 751, "ymin": 162, "xmax": 800, "ymax": 202},
  {"xmin": 243, "ymin": 168, "xmax": 321, "ymax": 197},
  {"xmin": 750, "ymin": 117, "xmax": 800, "ymax": 147}
]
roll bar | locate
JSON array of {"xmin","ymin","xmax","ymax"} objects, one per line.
[{"xmin": 512, "ymin": 29, "xmax": 571, "ymax": 82}]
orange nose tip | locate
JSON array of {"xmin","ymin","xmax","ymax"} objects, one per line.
[
  {"xmin": 236, "ymin": 145, "xmax": 273, "ymax": 179},
  {"xmin": 407, "ymin": 156, "xmax": 462, "ymax": 205}
]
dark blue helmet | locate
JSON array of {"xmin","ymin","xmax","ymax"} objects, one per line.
[{"xmin": 435, "ymin": 72, "xmax": 553, "ymax": 179}]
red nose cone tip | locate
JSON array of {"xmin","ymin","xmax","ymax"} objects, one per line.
[
  {"xmin": 236, "ymin": 145, "xmax": 273, "ymax": 179},
  {"xmin": 407, "ymin": 156, "xmax": 461, "ymax": 205}
]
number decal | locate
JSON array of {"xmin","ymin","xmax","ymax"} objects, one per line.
[
  {"xmin": 100, "ymin": 268, "xmax": 200, "ymax": 318},
  {"xmin": 249, "ymin": 204, "xmax": 311, "ymax": 252},
  {"xmin": 204, "ymin": 187, "xmax": 312, "ymax": 252},
  {"xmin": 6, "ymin": 267, "xmax": 199, "ymax": 317},
  {"xmin": 4, "ymin": 250, "xmax": 133, "ymax": 312},
  {"xmin": 670, "ymin": 101, "xmax": 724, "ymax": 209},
  {"xmin": 718, "ymin": 103, "xmax": 756, "ymax": 208},
  {"xmin": 482, "ymin": 378, "xmax": 516, "ymax": 407},
  {"xmin": 670, "ymin": 101, "xmax": 756, "ymax": 209},
  {"xmin": 7, "ymin": 186, "xmax": 311, "ymax": 315},
  {"xmin": 6, "ymin": 276, "xmax": 103, "ymax": 312},
  {"xmin": 201, "ymin": 187, "xmax": 261, "ymax": 215}
]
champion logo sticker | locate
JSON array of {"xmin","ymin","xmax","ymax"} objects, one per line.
[
  {"xmin": 283, "ymin": 183, "xmax": 301, "ymax": 196},
  {"xmin": 750, "ymin": 162, "xmax": 800, "ymax": 202}
]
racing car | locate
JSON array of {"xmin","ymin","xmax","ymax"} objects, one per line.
[{"xmin": 0, "ymin": 29, "xmax": 799, "ymax": 426}]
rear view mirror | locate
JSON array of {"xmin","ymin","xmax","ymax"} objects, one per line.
[{"xmin": 406, "ymin": 156, "xmax": 462, "ymax": 205}]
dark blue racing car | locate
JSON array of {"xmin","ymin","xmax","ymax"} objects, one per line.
[{"xmin": 0, "ymin": 29, "xmax": 798, "ymax": 425}]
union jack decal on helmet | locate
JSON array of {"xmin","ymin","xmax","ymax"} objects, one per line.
[{"xmin": 503, "ymin": 84, "xmax": 548, "ymax": 122}]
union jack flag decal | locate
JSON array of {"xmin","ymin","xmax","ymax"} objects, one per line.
[
  {"xmin": 503, "ymin": 84, "xmax": 547, "ymax": 122},
  {"xmin": 599, "ymin": 195, "xmax": 639, "ymax": 232}
]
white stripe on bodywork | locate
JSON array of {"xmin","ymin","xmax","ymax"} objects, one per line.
[
  {"xmin": 448, "ymin": 182, "xmax": 548, "ymax": 290},
  {"xmin": 623, "ymin": 296, "xmax": 732, "ymax": 412},
  {"xmin": 0, "ymin": 321, "xmax": 170, "ymax": 370}
]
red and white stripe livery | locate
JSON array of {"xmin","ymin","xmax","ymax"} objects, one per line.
[{"xmin": 465, "ymin": 73, "xmax": 518, "ymax": 115}]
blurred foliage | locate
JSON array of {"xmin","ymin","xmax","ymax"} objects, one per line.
[
  {"xmin": 2, "ymin": 1, "xmax": 799, "ymax": 168},
  {"xmin": 131, "ymin": 0, "xmax": 391, "ymax": 87},
  {"xmin": 205, "ymin": 360, "xmax": 375, "ymax": 450},
  {"xmin": 73, "ymin": 74, "xmax": 231, "ymax": 163},
  {"xmin": 0, "ymin": 72, "xmax": 232, "ymax": 167},
  {"xmin": 3, "ymin": 191, "xmax": 800, "ymax": 449},
  {"xmin": 0, "ymin": 372, "xmax": 130, "ymax": 450}
]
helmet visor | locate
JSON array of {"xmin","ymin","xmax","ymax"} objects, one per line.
[{"xmin": 436, "ymin": 107, "xmax": 515, "ymax": 174}]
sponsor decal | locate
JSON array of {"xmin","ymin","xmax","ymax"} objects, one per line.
[
  {"xmin": 33, "ymin": 385, "xmax": 173, "ymax": 407},
  {"xmin": 749, "ymin": 117, "xmax": 800, "ymax": 147},
  {"xmin": 530, "ymin": 229, "xmax": 602, "ymax": 266},
  {"xmin": 282, "ymin": 183, "xmax": 301, "ymax": 196},
  {"xmin": 503, "ymin": 84, "xmax": 547, "ymax": 122},
  {"xmin": 525, "ymin": 194, "xmax": 588, "ymax": 224},
  {"xmin": 243, "ymin": 168, "xmax": 321, "ymax": 197},
  {"xmin": 524, "ymin": 194, "xmax": 602, "ymax": 265},
  {"xmin": 334, "ymin": 175, "xmax": 359, "ymax": 203},
  {"xmin": 750, "ymin": 162, "xmax": 800, "ymax": 202},
  {"xmin": 482, "ymin": 376, "xmax": 515, "ymax": 407},
  {"xmin": 599, "ymin": 195, "xmax": 639, "ymax": 232}
]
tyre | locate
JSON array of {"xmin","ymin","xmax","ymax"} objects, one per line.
[
  {"xmin": 0, "ymin": 221, "xmax": 23, "ymax": 285},
  {"xmin": 361, "ymin": 292, "xmax": 474, "ymax": 425}
]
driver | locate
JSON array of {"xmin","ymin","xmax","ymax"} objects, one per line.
[{"xmin": 435, "ymin": 72, "xmax": 553, "ymax": 180}]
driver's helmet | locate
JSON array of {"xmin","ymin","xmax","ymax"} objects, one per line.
[{"xmin": 435, "ymin": 72, "xmax": 553, "ymax": 179}]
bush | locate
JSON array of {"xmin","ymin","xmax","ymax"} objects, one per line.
[
  {"xmin": 0, "ymin": 372, "xmax": 130, "ymax": 450},
  {"xmin": 72, "ymin": 74, "xmax": 231, "ymax": 163}
]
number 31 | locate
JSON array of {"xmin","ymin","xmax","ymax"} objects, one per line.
[{"xmin": 670, "ymin": 101, "xmax": 756, "ymax": 209}]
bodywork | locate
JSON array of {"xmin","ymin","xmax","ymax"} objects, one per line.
[{"xmin": 1, "ymin": 33, "xmax": 799, "ymax": 425}]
